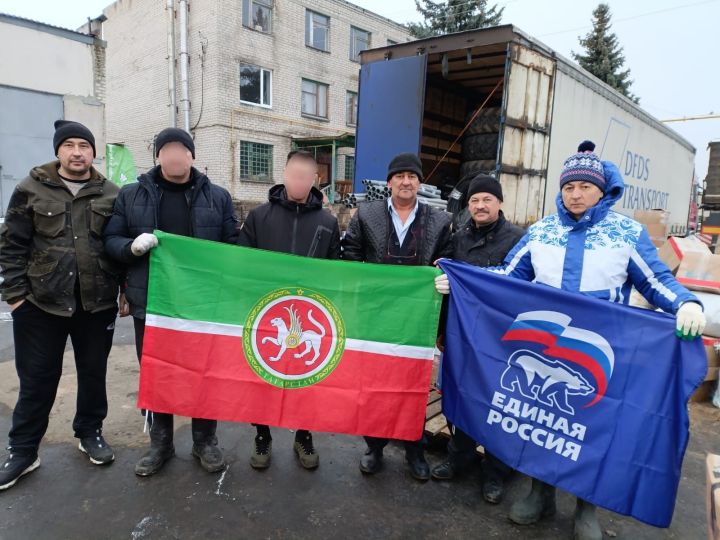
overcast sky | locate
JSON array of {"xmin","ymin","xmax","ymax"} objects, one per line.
[{"xmin": 1, "ymin": 0, "xmax": 718, "ymax": 178}]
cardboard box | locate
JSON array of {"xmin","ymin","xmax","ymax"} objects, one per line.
[
  {"xmin": 707, "ymin": 453, "xmax": 720, "ymax": 540},
  {"xmin": 703, "ymin": 337, "xmax": 720, "ymax": 382},
  {"xmin": 657, "ymin": 236, "xmax": 712, "ymax": 274},
  {"xmin": 676, "ymin": 252, "xmax": 720, "ymax": 294},
  {"xmin": 697, "ymin": 292, "xmax": 720, "ymax": 338},
  {"xmin": 645, "ymin": 223, "xmax": 669, "ymax": 248},
  {"xmin": 634, "ymin": 209, "xmax": 670, "ymax": 225},
  {"xmin": 635, "ymin": 210, "xmax": 669, "ymax": 248}
]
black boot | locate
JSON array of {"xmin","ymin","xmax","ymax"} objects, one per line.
[
  {"xmin": 191, "ymin": 419, "xmax": 225, "ymax": 473},
  {"xmin": 482, "ymin": 475, "xmax": 504, "ymax": 504},
  {"xmin": 359, "ymin": 446, "xmax": 383, "ymax": 474},
  {"xmin": 135, "ymin": 413, "xmax": 175, "ymax": 477},
  {"xmin": 406, "ymin": 449, "xmax": 430, "ymax": 481},
  {"xmin": 431, "ymin": 459, "xmax": 457, "ymax": 481}
]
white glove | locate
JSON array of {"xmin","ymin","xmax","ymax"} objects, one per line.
[
  {"xmin": 131, "ymin": 233, "xmax": 158, "ymax": 256},
  {"xmin": 675, "ymin": 302, "xmax": 705, "ymax": 339},
  {"xmin": 435, "ymin": 273, "xmax": 450, "ymax": 295}
]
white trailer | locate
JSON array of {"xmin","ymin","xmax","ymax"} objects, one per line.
[{"xmin": 356, "ymin": 25, "xmax": 695, "ymax": 234}]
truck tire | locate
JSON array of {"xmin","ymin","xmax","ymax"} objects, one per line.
[
  {"xmin": 462, "ymin": 134, "xmax": 498, "ymax": 160},
  {"xmin": 465, "ymin": 107, "xmax": 501, "ymax": 135},
  {"xmin": 460, "ymin": 160, "xmax": 496, "ymax": 178}
]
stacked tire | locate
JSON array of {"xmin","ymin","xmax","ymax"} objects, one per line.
[{"xmin": 461, "ymin": 106, "xmax": 500, "ymax": 178}]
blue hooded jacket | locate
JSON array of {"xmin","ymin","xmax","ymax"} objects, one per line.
[{"xmin": 499, "ymin": 161, "xmax": 697, "ymax": 313}]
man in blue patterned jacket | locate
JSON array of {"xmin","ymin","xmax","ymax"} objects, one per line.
[{"xmin": 435, "ymin": 141, "xmax": 705, "ymax": 540}]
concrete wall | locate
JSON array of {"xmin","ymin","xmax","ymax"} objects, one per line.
[
  {"xmin": 0, "ymin": 17, "xmax": 107, "ymax": 160},
  {"xmin": 102, "ymin": 0, "xmax": 411, "ymax": 201}
]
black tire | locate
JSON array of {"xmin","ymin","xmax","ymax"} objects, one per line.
[
  {"xmin": 465, "ymin": 107, "xmax": 501, "ymax": 135},
  {"xmin": 462, "ymin": 133, "xmax": 498, "ymax": 160},
  {"xmin": 459, "ymin": 160, "xmax": 496, "ymax": 179}
]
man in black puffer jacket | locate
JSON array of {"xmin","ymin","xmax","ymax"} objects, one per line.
[
  {"xmin": 238, "ymin": 150, "xmax": 340, "ymax": 471},
  {"xmin": 104, "ymin": 128, "xmax": 238, "ymax": 478},
  {"xmin": 432, "ymin": 174, "xmax": 524, "ymax": 504},
  {"xmin": 342, "ymin": 152, "xmax": 452, "ymax": 482}
]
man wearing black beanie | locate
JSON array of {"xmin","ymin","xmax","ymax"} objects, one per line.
[
  {"xmin": 104, "ymin": 127, "xmax": 238, "ymax": 478},
  {"xmin": 0, "ymin": 120, "xmax": 120, "ymax": 490},
  {"xmin": 432, "ymin": 173, "xmax": 524, "ymax": 503},
  {"xmin": 342, "ymin": 152, "xmax": 452, "ymax": 481}
]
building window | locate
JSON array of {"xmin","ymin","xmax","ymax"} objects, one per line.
[
  {"xmin": 242, "ymin": 0, "xmax": 272, "ymax": 34},
  {"xmin": 346, "ymin": 91, "xmax": 358, "ymax": 126},
  {"xmin": 240, "ymin": 141, "xmax": 273, "ymax": 182},
  {"xmin": 387, "ymin": 38, "xmax": 398, "ymax": 46},
  {"xmin": 344, "ymin": 155, "xmax": 355, "ymax": 180},
  {"xmin": 305, "ymin": 10, "xmax": 329, "ymax": 51},
  {"xmin": 301, "ymin": 79, "xmax": 328, "ymax": 119},
  {"xmin": 239, "ymin": 64, "xmax": 271, "ymax": 107},
  {"xmin": 350, "ymin": 26, "xmax": 370, "ymax": 61}
]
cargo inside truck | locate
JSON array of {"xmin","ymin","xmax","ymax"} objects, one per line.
[
  {"xmin": 355, "ymin": 26, "xmax": 557, "ymax": 226},
  {"xmin": 418, "ymin": 42, "xmax": 506, "ymax": 198}
]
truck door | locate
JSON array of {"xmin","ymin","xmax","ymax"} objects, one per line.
[{"xmin": 354, "ymin": 55, "xmax": 427, "ymax": 192}]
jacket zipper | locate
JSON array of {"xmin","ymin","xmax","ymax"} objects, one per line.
[{"xmin": 290, "ymin": 206, "xmax": 299, "ymax": 254}]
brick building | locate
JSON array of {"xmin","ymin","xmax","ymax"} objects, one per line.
[{"xmin": 101, "ymin": 0, "xmax": 411, "ymax": 205}]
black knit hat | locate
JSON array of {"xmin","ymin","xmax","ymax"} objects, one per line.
[
  {"xmin": 53, "ymin": 120, "xmax": 96, "ymax": 157},
  {"xmin": 467, "ymin": 174, "xmax": 503, "ymax": 202},
  {"xmin": 386, "ymin": 152, "xmax": 423, "ymax": 181},
  {"xmin": 155, "ymin": 128, "xmax": 195, "ymax": 158}
]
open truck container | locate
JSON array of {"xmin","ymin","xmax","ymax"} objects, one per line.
[{"xmin": 354, "ymin": 25, "xmax": 695, "ymax": 234}]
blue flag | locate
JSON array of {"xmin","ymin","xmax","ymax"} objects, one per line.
[{"xmin": 437, "ymin": 259, "xmax": 706, "ymax": 528}]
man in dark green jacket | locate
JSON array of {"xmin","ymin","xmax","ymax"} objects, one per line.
[{"xmin": 0, "ymin": 120, "xmax": 121, "ymax": 491}]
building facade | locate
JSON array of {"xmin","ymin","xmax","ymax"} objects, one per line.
[
  {"xmin": 0, "ymin": 13, "xmax": 106, "ymax": 215},
  {"xmin": 102, "ymin": 0, "xmax": 411, "ymax": 203}
]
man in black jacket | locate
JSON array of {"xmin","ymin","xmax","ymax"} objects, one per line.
[
  {"xmin": 238, "ymin": 150, "xmax": 340, "ymax": 471},
  {"xmin": 432, "ymin": 174, "xmax": 524, "ymax": 503},
  {"xmin": 342, "ymin": 152, "xmax": 452, "ymax": 481},
  {"xmin": 104, "ymin": 128, "xmax": 238, "ymax": 477},
  {"xmin": 0, "ymin": 120, "xmax": 120, "ymax": 490}
]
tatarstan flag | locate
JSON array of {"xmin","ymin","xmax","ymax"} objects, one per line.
[{"xmin": 138, "ymin": 231, "xmax": 442, "ymax": 440}]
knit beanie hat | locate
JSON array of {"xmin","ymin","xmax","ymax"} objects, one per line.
[
  {"xmin": 559, "ymin": 140, "xmax": 605, "ymax": 192},
  {"xmin": 386, "ymin": 153, "xmax": 423, "ymax": 181},
  {"xmin": 53, "ymin": 120, "xmax": 96, "ymax": 157},
  {"xmin": 466, "ymin": 174, "xmax": 503, "ymax": 202},
  {"xmin": 155, "ymin": 128, "xmax": 195, "ymax": 158}
]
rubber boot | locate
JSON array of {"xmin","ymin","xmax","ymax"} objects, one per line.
[
  {"xmin": 509, "ymin": 478, "xmax": 557, "ymax": 525},
  {"xmin": 574, "ymin": 498, "xmax": 602, "ymax": 540},
  {"xmin": 135, "ymin": 413, "xmax": 175, "ymax": 477}
]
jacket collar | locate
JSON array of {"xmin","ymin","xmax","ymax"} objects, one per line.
[
  {"xmin": 139, "ymin": 165, "xmax": 208, "ymax": 193},
  {"xmin": 268, "ymin": 184, "xmax": 324, "ymax": 212},
  {"xmin": 31, "ymin": 160, "xmax": 105, "ymax": 191}
]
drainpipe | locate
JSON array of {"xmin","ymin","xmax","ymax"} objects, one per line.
[
  {"xmin": 178, "ymin": 0, "xmax": 190, "ymax": 132},
  {"xmin": 166, "ymin": 0, "xmax": 177, "ymax": 128}
]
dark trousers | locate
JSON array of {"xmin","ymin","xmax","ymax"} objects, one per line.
[
  {"xmin": 9, "ymin": 301, "xmax": 116, "ymax": 454},
  {"xmin": 133, "ymin": 317, "xmax": 216, "ymax": 443},
  {"xmin": 364, "ymin": 435, "xmax": 426, "ymax": 457},
  {"xmin": 448, "ymin": 423, "xmax": 512, "ymax": 480}
]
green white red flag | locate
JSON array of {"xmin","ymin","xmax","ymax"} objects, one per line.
[{"xmin": 138, "ymin": 232, "xmax": 442, "ymax": 440}]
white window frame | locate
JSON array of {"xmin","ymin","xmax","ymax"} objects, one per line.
[{"xmin": 239, "ymin": 64, "xmax": 272, "ymax": 108}]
